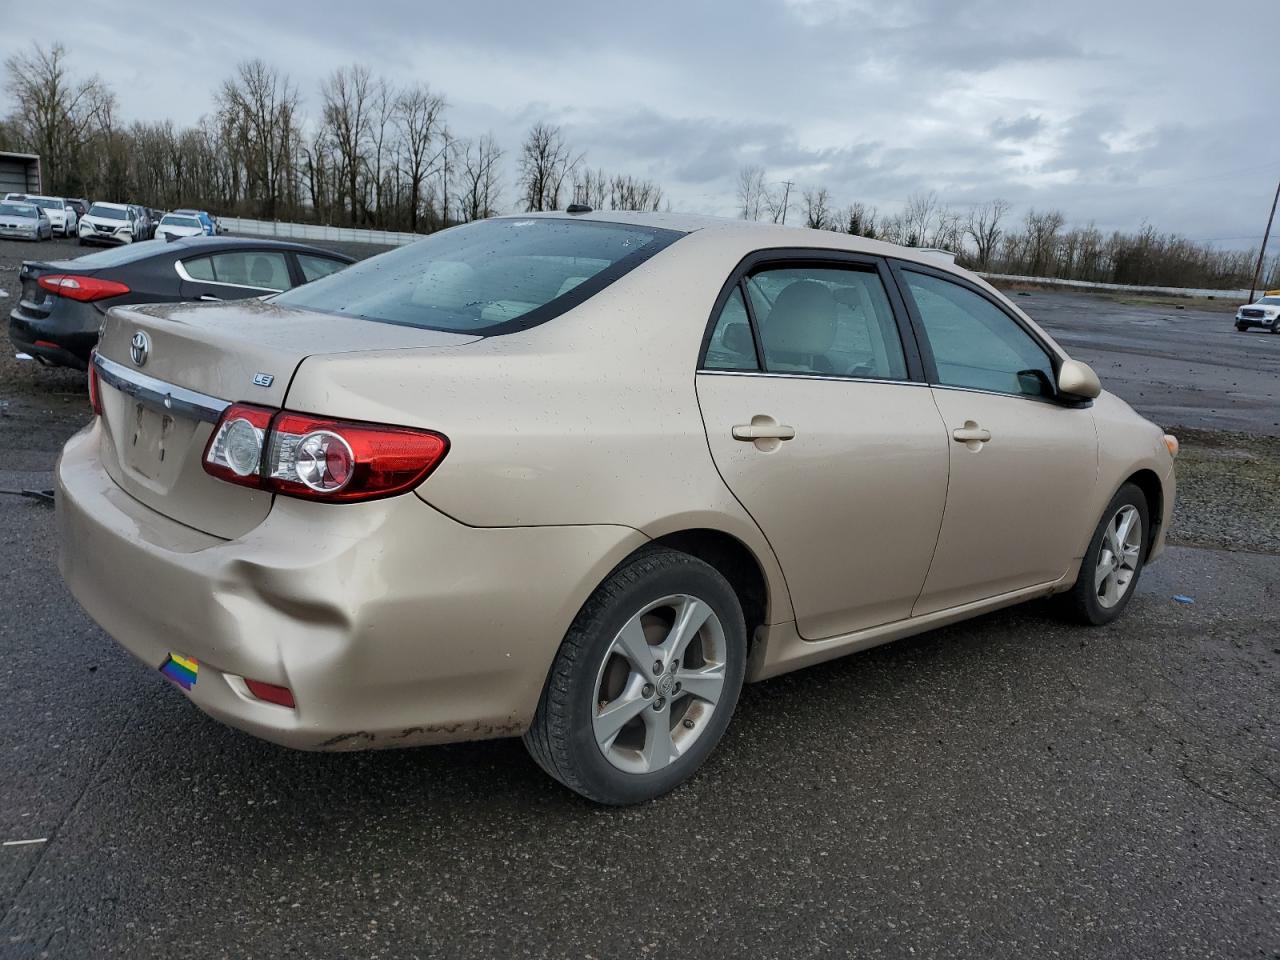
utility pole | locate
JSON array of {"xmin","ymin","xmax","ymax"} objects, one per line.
[
  {"xmin": 778, "ymin": 180, "xmax": 793, "ymax": 225},
  {"xmin": 1249, "ymin": 176, "xmax": 1280, "ymax": 302}
]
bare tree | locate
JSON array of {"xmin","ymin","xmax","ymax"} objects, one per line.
[
  {"xmin": 366, "ymin": 76, "xmax": 396, "ymax": 227},
  {"xmin": 572, "ymin": 166, "xmax": 609, "ymax": 209},
  {"xmin": 736, "ymin": 165, "xmax": 768, "ymax": 221},
  {"xmin": 457, "ymin": 133, "xmax": 503, "ymax": 222},
  {"xmin": 321, "ymin": 64, "xmax": 373, "ymax": 223},
  {"xmin": 215, "ymin": 59, "xmax": 300, "ymax": 219},
  {"xmin": 802, "ymin": 186, "xmax": 832, "ymax": 230},
  {"xmin": 1024, "ymin": 208, "xmax": 1066, "ymax": 276},
  {"xmin": 394, "ymin": 83, "xmax": 446, "ymax": 232},
  {"xmin": 964, "ymin": 199, "xmax": 1009, "ymax": 269},
  {"xmin": 3, "ymin": 42, "xmax": 115, "ymax": 195},
  {"xmin": 902, "ymin": 190, "xmax": 939, "ymax": 247},
  {"xmin": 840, "ymin": 201, "xmax": 878, "ymax": 239},
  {"xmin": 517, "ymin": 122, "xmax": 581, "ymax": 211}
]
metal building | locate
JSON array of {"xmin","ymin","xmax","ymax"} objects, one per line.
[{"xmin": 0, "ymin": 152, "xmax": 42, "ymax": 196}]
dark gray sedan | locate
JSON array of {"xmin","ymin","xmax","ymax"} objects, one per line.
[
  {"xmin": 10, "ymin": 235, "xmax": 354, "ymax": 369},
  {"xmin": 0, "ymin": 201, "xmax": 53, "ymax": 242}
]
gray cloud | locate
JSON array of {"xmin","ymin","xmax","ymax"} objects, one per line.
[
  {"xmin": 989, "ymin": 115, "xmax": 1044, "ymax": 142},
  {"xmin": 3, "ymin": 0, "xmax": 1276, "ymax": 245}
]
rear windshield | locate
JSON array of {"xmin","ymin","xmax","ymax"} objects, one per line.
[
  {"xmin": 0, "ymin": 203, "xmax": 36, "ymax": 217},
  {"xmin": 271, "ymin": 217, "xmax": 682, "ymax": 335},
  {"xmin": 161, "ymin": 216, "xmax": 200, "ymax": 227},
  {"xmin": 59, "ymin": 239, "xmax": 167, "ymax": 267},
  {"xmin": 88, "ymin": 204, "xmax": 128, "ymax": 220}
]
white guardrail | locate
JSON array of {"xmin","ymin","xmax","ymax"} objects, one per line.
[
  {"xmin": 977, "ymin": 272, "xmax": 1252, "ymax": 302},
  {"xmin": 220, "ymin": 216, "xmax": 422, "ymax": 247},
  {"xmin": 223, "ymin": 217, "xmax": 1255, "ymax": 301}
]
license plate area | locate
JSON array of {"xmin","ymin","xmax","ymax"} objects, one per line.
[{"xmin": 121, "ymin": 401, "xmax": 199, "ymax": 484}]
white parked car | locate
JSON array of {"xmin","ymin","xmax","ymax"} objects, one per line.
[
  {"xmin": 4, "ymin": 194, "xmax": 75, "ymax": 236},
  {"xmin": 1234, "ymin": 294, "xmax": 1280, "ymax": 333},
  {"xmin": 78, "ymin": 202, "xmax": 137, "ymax": 246},
  {"xmin": 154, "ymin": 213, "xmax": 207, "ymax": 241}
]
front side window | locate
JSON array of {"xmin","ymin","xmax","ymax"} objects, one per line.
[
  {"xmin": 903, "ymin": 271, "xmax": 1056, "ymax": 398},
  {"xmin": 741, "ymin": 265, "xmax": 908, "ymax": 379},
  {"xmin": 272, "ymin": 217, "xmax": 681, "ymax": 335}
]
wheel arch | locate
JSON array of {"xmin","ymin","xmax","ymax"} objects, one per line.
[
  {"xmin": 1123, "ymin": 468, "xmax": 1164, "ymax": 559},
  {"xmin": 647, "ymin": 528, "xmax": 774, "ymax": 648}
]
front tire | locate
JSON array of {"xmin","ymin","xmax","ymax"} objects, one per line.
[
  {"xmin": 1060, "ymin": 483, "xmax": 1149, "ymax": 626},
  {"xmin": 524, "ymin": 547, "xmax": 747, "ymax": 805}
]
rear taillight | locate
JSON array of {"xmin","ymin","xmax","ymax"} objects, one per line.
[
  {"xmin": 203, "ymin": 404, "xmax": 275, "ymax": 487},
  {"xmin": 37, "ymin": 274, "xmax": 130, "ymax": 302},
  {"xmin": 87, "ymin": 351, "xmax": 103, "ymax": 415},
  {"xmin": 202, "ymin": 406, "xmax": 448, "ymax": 503}
]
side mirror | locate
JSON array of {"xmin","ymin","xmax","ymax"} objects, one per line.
[{"xmin": 1057, "ymin": 359, "xmax": 1101, "ymax": 400}]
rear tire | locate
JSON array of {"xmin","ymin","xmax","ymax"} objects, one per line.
[
  {"xmin": 1059, "ymin": 483, "xmax": 1149, "ymax": 626},
  {"xmin": 524, "ymin": 547, "xmax": 747, "ymax": 805}
]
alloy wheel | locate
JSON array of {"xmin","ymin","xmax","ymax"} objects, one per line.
[
  {"xmin": 1095, "ymin": 504, "xmax": 1142, "ymax": 609},
  {"xmin": 592, "ymin": 594, "xmax": 728, "ymax": 774}
]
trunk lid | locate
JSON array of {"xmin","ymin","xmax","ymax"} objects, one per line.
[
  {"xmin": 18, "ymin": 259, "xmax": 102, "ymax": 310},
  {"xmin": 94, "ymin": 298, "xmax": 480, "ymax": 538}
]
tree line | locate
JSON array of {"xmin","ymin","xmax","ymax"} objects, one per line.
[
  {"xmin": 740, "ymin": 168, "xmax": 1278, "ymax": 291},
  {"xmin": 0, "ymin": 43, "xmax": 662, "ymax": 232},
  {"xmin": 2, "ymin": 42, "xmax": 1269, "ymax": 291}
]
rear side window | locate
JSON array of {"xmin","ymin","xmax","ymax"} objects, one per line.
[
  {"xmin": 704, "ymin": 288, "xmax": 759, "ymax": 371},
  {"xmin": 271, "ymin": 218, "xmax": 682, "ymax": 335},
  {"xmin": 903, "ymin": 271, "xmax": 1056, "ymax": 398},
  {"xmin": 185, "ymin": 251, "xmax": 294, "ymax": 291},
  {"xmin": 297, "ymin": 253, "xmax": 347, "ymax": 283},
  {"xmin": 741, "ymin": 265, "xmax": 908, "ymax": 379}
]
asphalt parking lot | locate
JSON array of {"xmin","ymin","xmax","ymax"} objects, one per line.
[{"xmin": 1, "ymin": 237, "xmax": 1277, "ymax": 958}]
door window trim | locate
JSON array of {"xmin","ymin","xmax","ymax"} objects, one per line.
[
  {"xmin": 697, "ymin": 247, "xmax": 927, "ymax": 384},
  {"xmin": 886, "ymin": 258, "xmax": 1088, "ymax": 407}
]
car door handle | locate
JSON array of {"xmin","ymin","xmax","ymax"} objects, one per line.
[
  {"xmin": 732, "ymin": 423, "xmax": 796, "ymax": 441},
  {"xmin": 952, "ymin": 422, "xmax": 991, "ymax": 443}
]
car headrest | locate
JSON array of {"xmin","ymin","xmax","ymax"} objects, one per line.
[
  {"xmin": 722, "ymin": 322, "xmax": 755, "ymax": 358},
  {"xmin": 249, "ymin": 257, "xmax": 273, "ymax": 286},
  {"xmin": 762, "ymin": 280, "xmax": 837, "ymax": 356}
]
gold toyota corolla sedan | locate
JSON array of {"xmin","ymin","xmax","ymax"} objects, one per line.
[{"xmin": 57, "ymin": 211, "xmax": 1177, "ymax": 804}]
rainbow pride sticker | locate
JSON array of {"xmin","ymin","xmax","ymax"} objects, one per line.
[{"xmin": 159, "ymin": 653, "xmax": 198, "ymax": 690}]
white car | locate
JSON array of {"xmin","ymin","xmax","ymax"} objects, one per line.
[
  {"xmin": 1234, "ymin": 294, "xmax": 1280, "ymax": 333},
  {"xmin": 154, "ymin": 213, "xmax": 207, "ymax": 241},
  {"xmin": 78, "ymin": 202, "xmax": 137, "ymax": 246},
  {"xmin": 4, "ymin": 194, "xmax": 75, "ymax": 236}
]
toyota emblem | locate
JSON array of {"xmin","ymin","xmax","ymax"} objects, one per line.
[{"xmin": 130, "ymin": 331, "xmax": 150, "ymax": 366}]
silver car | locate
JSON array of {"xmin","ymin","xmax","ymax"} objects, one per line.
[{"xmin": 0, "ymin": 201, "xmax": 52, "ymax": 241}]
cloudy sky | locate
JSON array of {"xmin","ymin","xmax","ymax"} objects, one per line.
[{"xmin": 8, "ymin": 0, "xmax": 1278, "ymax": 246}]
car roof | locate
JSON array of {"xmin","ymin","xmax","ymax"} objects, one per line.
[
  {"xmin": 90, "ymin": 201, "xmax": 130, "ymax": 211},
  {"xmin": 504, "ymin": 210, "xmax": 975, "ymax": 276},
  {"xmin": 158, "ymin": 235, "xmax": 356, "ymax": 260}
]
